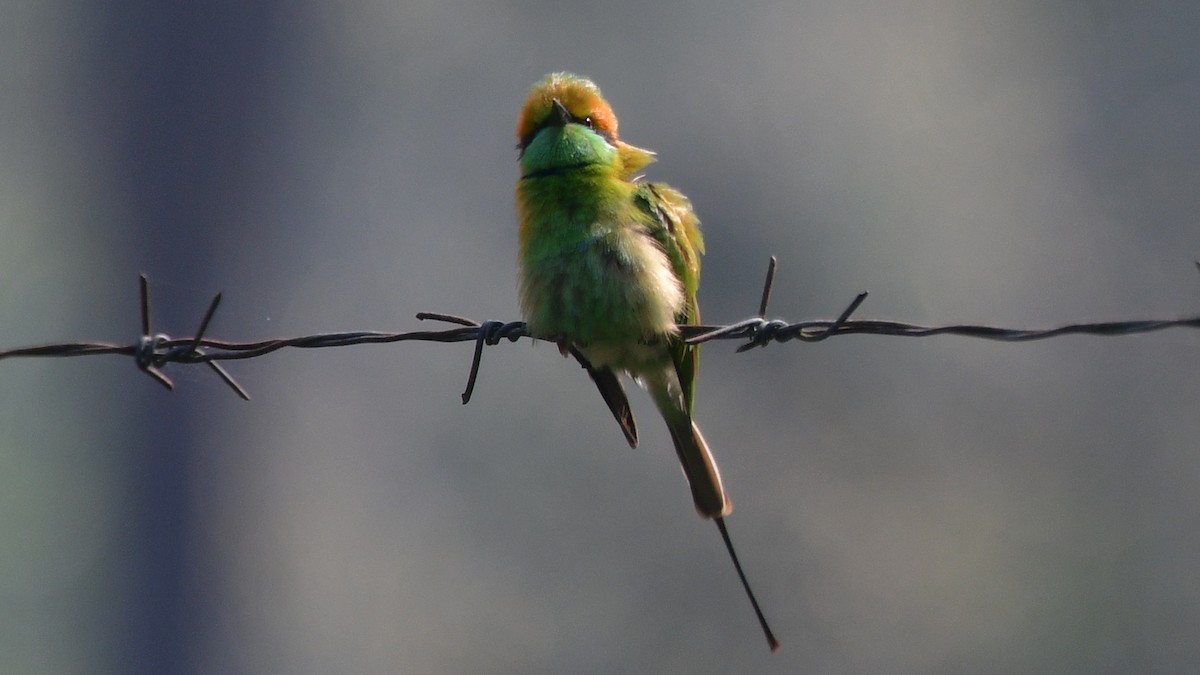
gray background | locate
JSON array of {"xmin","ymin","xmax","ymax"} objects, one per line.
[{"xmin": 2, "ymin": 2, "xmax": 1199, "ymax": 673}]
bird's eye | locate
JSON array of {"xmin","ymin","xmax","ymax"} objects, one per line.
[{"xmin": 583, "ymin": 116, "xmax": 595, "ymax": 129}]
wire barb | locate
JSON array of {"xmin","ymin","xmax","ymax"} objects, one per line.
[
  {"xmin": 191, "ymin": 293, "xmax": 251, "ymax": 400},
  {"xmin": 463, "ymin": 320, "xmax": 502, "ymax": 404},
  {"xmin": 134, "ymin": 333, "xmax": 175, "ymax": 391},
  {"xmin": 757, "ymin": 256, "xmax": 777, "ymax": 318},
  {"xmin": 134, "ymin": 274, "xmax": 175, "ymax": 390},
  {"xmin": 130, "ymin": 276, "xmax": 250, "ymax": 398},
  {"xmin": 416, "ymin": 313, "xmax": 525, "ymax": 404},
  {"xmin": 802, "ymin": 291, "xmax": 869, "ymax": 344}
]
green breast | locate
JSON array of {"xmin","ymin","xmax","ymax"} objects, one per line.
[{"xmin": 518, "ymin": 173, "xmax": 684, "ymax": 358}]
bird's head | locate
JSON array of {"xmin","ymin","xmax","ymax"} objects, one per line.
[{"xmin": 516, "ymin": 73, "xmax": 655, "ymax": 179}]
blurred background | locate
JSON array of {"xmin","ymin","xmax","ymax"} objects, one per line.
[{"xmin": 2, "ymin": 2, "xmax": 1199, "ymax": 673}]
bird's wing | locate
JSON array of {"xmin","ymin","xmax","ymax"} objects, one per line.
[
  {"xmin": 568, "ymin": 345, "xmax": 639, "ymax": 448},
  {"xmin": 634, "ymin": 182, "xmax": 704, "ymax": 414}
]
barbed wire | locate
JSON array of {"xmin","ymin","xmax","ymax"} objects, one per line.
[{"xmin": 3, "ymin": 260, "xmax": 1199, "ymax": 402}]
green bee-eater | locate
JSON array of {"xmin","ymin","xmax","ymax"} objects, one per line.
[
  {"xmin": 515, "ymin": 73, "xmax": 777, "ymax": 650},
  {"xmin": 516, "ymin": 72, "xmax": 725, "ymax": 519}
]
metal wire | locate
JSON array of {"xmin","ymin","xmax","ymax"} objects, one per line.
[{"xmin": 3, "ymin": 266, "xmax": 1198, "ymax": 401}]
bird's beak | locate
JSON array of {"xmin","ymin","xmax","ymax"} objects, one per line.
[{"xmin": 549, "ymin": 98, "xmax": 573, "ymax": 126}]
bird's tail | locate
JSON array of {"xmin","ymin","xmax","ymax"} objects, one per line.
[
  {"xmin": 648, "ymin": 373, "xmax": 730, "ymax": 518},
  {"xmin": 665, "ymin": 416, "xmax": 731, "ymax": 518}
]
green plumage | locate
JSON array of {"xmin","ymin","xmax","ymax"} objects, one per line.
[{"xmin": 516, "ymin": 73, "xmax": 727, "ymax": 518}]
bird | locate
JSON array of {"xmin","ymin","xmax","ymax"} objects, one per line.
[
  {"xmin": 515, "ymin": 72, "xmax": 723, "ymax": 518},
  {"xmin": 515, "ymin": 72, "xmax": 778, "ymax": 650}
]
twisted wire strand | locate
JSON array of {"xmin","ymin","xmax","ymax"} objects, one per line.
[{"xmin": 2, "ymin": 266, "xmax": 1198, "ymax": 401}]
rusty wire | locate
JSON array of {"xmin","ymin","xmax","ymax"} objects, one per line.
[{"xmin": 3, "ymin": 261, "xmax": 1199, "ymax": 402}]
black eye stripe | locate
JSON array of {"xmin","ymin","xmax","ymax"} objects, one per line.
[{"xmin": 516, "ymin": 111, "xmax": 614, "ymax": 155}]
